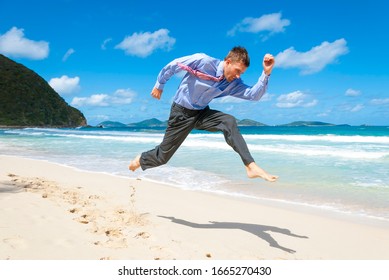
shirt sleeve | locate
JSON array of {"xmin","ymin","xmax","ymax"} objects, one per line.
[
  {"xmin": 222, "ymin": 72, "xmax": 270, "ymax": 101},
  {"xmin": 153, "ymin": 53, "xmax": 206, "ymax": 90}
]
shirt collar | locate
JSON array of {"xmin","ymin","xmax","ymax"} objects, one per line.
[{"xmin": 216, "ymin": 61, "xmax": 224, "ymax": 77}]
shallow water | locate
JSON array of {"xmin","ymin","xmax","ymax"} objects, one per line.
[{"xmin": 1, "ymin": 125, "xmax": 388, "ymax": 221}]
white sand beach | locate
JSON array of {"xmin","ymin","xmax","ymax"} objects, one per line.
[{"xmin": 1, "ymin": 155, "xmax": 389, "ymax": 260}]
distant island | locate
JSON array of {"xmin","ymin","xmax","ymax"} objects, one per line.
[
  {"xmin": 128, "ymin": 118, "xmax": 168, "ymax": 127},
  {"xmin": 96, "ymin": 119, "xmax": 349, "ymax": 128},
  {"xmin": 0, "ymin": 54, "xmax": 86, "ymax": 128},
  {"xmin": 278, "ymin": 121, "xmax": 350, "ymax": 127},
  {"xmin": 97, "ymin": 118, "xmax": 267, "ymax": 128}
]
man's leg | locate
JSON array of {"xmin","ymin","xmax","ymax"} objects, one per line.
[
  {"xmin": 194, "ymin": 108, "xmax": 278, "ymax": 182},
  {"xmin": 129, "ymin": 103, "xmax": 199, "ymax": 171},
  {"xmin": 195, "ymin": 107, "xmax": 254, "ymax": 165}
]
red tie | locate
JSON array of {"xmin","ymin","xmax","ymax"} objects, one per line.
[{"xmin": 177, "ymin": 62, "xmax": 224, "ymax": 82}]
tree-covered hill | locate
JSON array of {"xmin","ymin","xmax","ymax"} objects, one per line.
[{"xmin": 0, "ymin": 54, "xmax": 86, "ymax": 127}]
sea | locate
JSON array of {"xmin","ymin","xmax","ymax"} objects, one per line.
[{"xmin": 1, "ymin": 125, "xmax": 389, "ymax": 222}]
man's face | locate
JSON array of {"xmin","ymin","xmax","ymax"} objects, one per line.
[{"xmin": 223, "ymin": 59, "xmax": 247, "ymax": 82}]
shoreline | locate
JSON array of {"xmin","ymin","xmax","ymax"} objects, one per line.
[
  {"xmin": 4, "ymin": 153, "xmax": 389, "ymax": 226},
  {"xmin": 3, "ymin": 154, "xmax": 388, "ymax": 226},
  {"xmin": 1, "ymin": 155, "xmax": 389, "ymax": 260}
]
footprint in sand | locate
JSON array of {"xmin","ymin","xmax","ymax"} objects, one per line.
[
  {"xmin": 75, "ymin": 212, "xmax": 98, "ymax": 225},
  {"xmin": 7, "ymin": 175, "xmax": 150, "ymax": 251},
  {"xmin": 134, "ymin": 231, "xmax": 151, "ymax": 239},
  {"xmin": 68, "ymin": 208, "xmax": 81, "ymax": 214},
  {"xmin": 105, "ymin": 237, "xmax": 128, "ymax": 249},
  {"xmin": 104, "ymin": 228, "xmax": 123, "ymax": 238},
  {"xmin": 94, "ymin": 232, "xmax": 127, "ymax": 249}
]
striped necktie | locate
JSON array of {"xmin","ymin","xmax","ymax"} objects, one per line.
[{"xmin": 177, "ymin": 62, "xmax": 224, "ymax": 82}]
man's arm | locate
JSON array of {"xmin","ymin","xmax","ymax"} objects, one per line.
[
  {"xmin": 151, "ymin": 53, "xmax": 208, "ymax": 100},
  {"xmin": 220, "ymin": 53, "xmax": 275, "ymax": 101}
]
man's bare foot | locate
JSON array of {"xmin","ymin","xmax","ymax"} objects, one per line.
[
  {"xmin": 245, "ymin": 162, "xmax": 278, "ymax": 182},
  {"xmin": 129, "ymin": 155, "xmax": 141, "ymax": 171}
]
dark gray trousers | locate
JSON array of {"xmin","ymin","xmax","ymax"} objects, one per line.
[{"xmin": 140, "ymin": 102, "xmax": 255, "ymax": 170}]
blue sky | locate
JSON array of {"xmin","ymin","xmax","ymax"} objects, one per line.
[{"xmin": 1, "ymin": 0, "xmax": 388, "ymax": 126}]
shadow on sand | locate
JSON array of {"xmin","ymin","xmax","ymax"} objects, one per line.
[{"xmin": 159, "ymin": 216, "xmax": 308, "ymax": 254}]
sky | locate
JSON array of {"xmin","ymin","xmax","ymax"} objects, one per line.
[{"xmin": 1, "ymin": 0, "xmax": 389, "ymax": 126}]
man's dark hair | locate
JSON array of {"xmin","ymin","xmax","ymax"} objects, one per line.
[{"xmin": 225, "ymin": 46, "xmax": 250, "ymax": 67}]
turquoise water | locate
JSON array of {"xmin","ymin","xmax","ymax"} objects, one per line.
[{"xmin": 1, "ymin": 126, "xmax": 388, "ymax": 221}]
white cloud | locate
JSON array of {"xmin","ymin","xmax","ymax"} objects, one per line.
[
  {"xmin": 350, "ymin": 104, "xmax": 364, "ymax": 112},
  {"xmin": 275, "ymin": 39, "xmax": 349, "ymax": 74},
  {"xmin": 345, "ymin": 88, "xmax": 361, "ymax": 96},
  {"xmin": 317, "ymin": 109, "xmax": 332, "ymax": 117},
  {"xmin": 213, "ymin": 96, "xmax": 246, "ymax": 104},
  {"xmin": 49, "ymin": 75, "xmax": 80, "ymax": 95},
  {"xmin": 259, "ymin": 93, "xmax": 274, "ymax": 102},
  {"xmin": 72, "ymin": 94, "xmax": 110, "ymax": 107},
  {"xmin": 213, "ymin": 93, "xmax": 273, "ymax": 104},
  {"xmin": 115, "ymin": 29, "xmax": 176, "ymax": 57},
  {"xmin": 71, "ymin": 88, "xmax": 136, "ymax": 107},
  {"xmin": 225, "ymin": 105, "xmax": 234, "ymax": 112},
  {"xmin": 0, "ymin": 27, "xmax": 49, "ymax": 59},
  {"xmin": 228, "ymin": 13, "xmax": 290, "ymax": 37},
  {"xmin": 101, "ymin": 38, "xmax": 112, "ymax": 50},
  {"xmin": 110, "ymin": 88, "xmax": 136, "ymax": 104},
  {"xmin": 276, "ymin": 91, "xmax": 318, "ymax": 108},
  {"xmin": 62, "ymin": 48, "xmax": 75, "ymax": 61},
  {"xmin": 370, "ymin": 98, "xmax": 389, "ymax": 105}
]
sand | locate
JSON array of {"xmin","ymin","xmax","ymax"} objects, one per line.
[{"xmin": 1, "ymin": 155, "xmax": 389, "ymax": 260}]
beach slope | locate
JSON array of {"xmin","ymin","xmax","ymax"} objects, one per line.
[{"xmin": 1, "ymin": 155, "xmax": 389, "ymax": 260}]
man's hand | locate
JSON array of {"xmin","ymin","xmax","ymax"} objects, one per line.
[
  {"xmin": 151, "ymin": 87, "xmax": 163, "ymax": 100},
  {"xmin": 263, "ymin": 54, "xmax": 275, "ymax": 76}
]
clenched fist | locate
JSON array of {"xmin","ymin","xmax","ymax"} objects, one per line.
[{"xmin": 263, "ymin": 54, "xmax": 275, "ymax": 76}]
